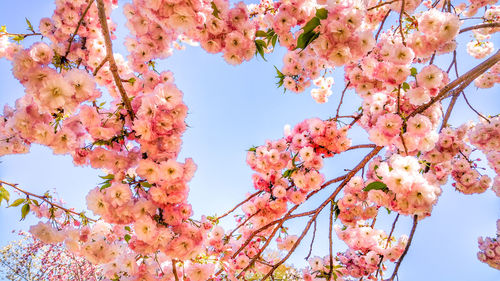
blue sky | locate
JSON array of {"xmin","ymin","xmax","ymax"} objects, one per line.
[{"xmin": 0, "ymin": 1, "xmax": 499, "ymax": 280}]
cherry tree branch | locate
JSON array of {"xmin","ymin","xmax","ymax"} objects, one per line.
[
  {"xmin": 96, "ymin": 0, "xmax": 135, "ymax": 120},
  {"xmin": 462, "ymin": 92, "xmax": 491, "ymax": 123},
  {"xmin": 459, "ymin": 22, "xmax": 500, "ymax": 34},
  {"xmin": 0, "ymin": 180, "xmax": 96, "ymax": 222},
  {"xmin": 386, "ymin": 215, "xmax": 418, "ymax": 281},
  {"xmin": 64, "ymin": 0, "xmax": 95, "ymax": 57},
  {"xmin": 215, "ymin": 191, "xmax": 262, "ymax": 221},
  {"xmin": 409, "ymin": 49, "xmax": 500, "ymax": 118},
  {"xmin": 261, "ymin": 146, "xmax": 383, "ymax": 279}
]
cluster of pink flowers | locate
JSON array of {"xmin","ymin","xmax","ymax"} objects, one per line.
[
  {"xmin": 301, "ymin": 223, "xmax": 407, "ymax": 280},
  {"xmin": 337, "ymin": 176, "xmax": 378, "ymax": 226},
  {"xmin": 247, "ymin": 117, "xmax": 351, "ymax": 200},
  {"xmin": 0, "ymin": 0, "xmax": 498, "ymax": 279},
  {"xmin": 474, "ymin": 62, "xmax": 500, "ymax": 88},
  {"xmin": 278, "ymin": 0, "xmax": 378, "ymax": 98},
  {"xmin": 421, "ymin": 123, "xmax": 497, "ymax": 196},
  {"xmin": 477, "ymin": 220, "xmax": 500, "ymax": 270},
  {"xmin": 464, "ymin": 0, "xmax": 498, "ymax": 17},
  {"xmin": 366, "ymin": 155, "xmax": 441, "ymax": 217}
]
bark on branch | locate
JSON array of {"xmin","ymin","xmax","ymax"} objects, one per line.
[{"xmin": 96, "ymin": 0, "xmax": 135, "ymax": 120}]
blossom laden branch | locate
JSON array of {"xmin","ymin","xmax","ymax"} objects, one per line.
[
  {"xmin": 96, "ymin": 0, "xmax": 135, "ymax": 120},
  {"xmin": 409, "ymin": 49, "xmax": 500, "ymax": 118},
  {"xmin": 0, "ymin": 180, "xmax": 96, "ymax": 223}
]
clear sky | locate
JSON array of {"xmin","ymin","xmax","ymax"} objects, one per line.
[{"xmin": 0, "ymin": 1, "xmax": 499, "ymax": 280}]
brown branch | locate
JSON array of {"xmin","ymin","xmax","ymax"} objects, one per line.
[
  {"xmin": 261, "ymin": 146, "xmax": 383, "ymax": 279},
  {"xmin": 328, "ymin": 200, "xmax": 335, "ymax": 280},
  {"xmin": 227, "ymin": 210, "xmax": 260, "ymax": 238},
  {"xmin": 171, "ymin": 260, "xmax": 179, "ymax": 281},
  {"xmin": 386, "ymin": 215, "xmax": 418, "ymax": 281},
  {"xmin": 92, "ymin": 56, "xmax": 109, "ymax": 76},
  {"xmin": 0, "ymin": 32, "xmax": 42, "ymax": 38},
  {"xmin": 399, "ymin": 0, "xmax": 406, "ymax": 46},
  {"xmin": 409, "ymin": 49, "xmax": 500, "ymax": 118},
  {"xmin": 346, "ymin": 144, "xmax": 377, "ymax": 151},
  {"xmin": 96, "ymin": 0, "xmax": 135, "ymax": 120},
  {"xmin": 376, "ymin": 11, "xmax": 391, "ymax": 41},
  {"xmin": 305, "ymin": 219, "xmax": 317, "ymax": 260},
  {"xmin": 0, "ymin": 180, "xmax": 96, "ymax": 222},
  {"xmin": 215, "ymin": 191, "xmax": 262, "ymax": 221},
  {"xmin": 64, "ymin": 0, "xmax": 95, "ymax": 57},
  {"xmin": 459, "ymin": 22, "xmax": 500, "ymax": 34},
  {"xmin": 367, "ymin": 0, "xmax": 400, "ymax": 11},
  {"xmin": 440, "ymin": 92, "xmax": 460, "ymax": 131},
  {"xmin": 462, "ymin": 92, "xmax": 491, "ymax": 123},
  {"xmin": 336, "ymin": 82, "xmax": 350, "ymax": 118}
]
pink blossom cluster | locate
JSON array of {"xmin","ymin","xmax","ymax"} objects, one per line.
[
  {"xmin": 302, "ymin": 223, "xmax": 407, "ymax": 280},
  {"xmin": 474, "ymin": 62, "xmax": 500, "ymax": 88},
  {"xmin": 409, "ymin": 9, "xmax": 461, "ymax": 58},
  {"xmin": 422, "ymin": 124, "xmax": 496, "ymax": 196},
  {"xmin": 247, "ymin": 118, "xmax": 351, "ymax": 200},
  {"xmin": 477, "ymin": 220, "xmax": 500, "ymax": 270},
  {"xmin": 336, "ymin": 225, "xmax": 407, "ymax": 262},
  {"xmin": 278, "ymin": 1, "xmax": 377, "ymax": 98},
  {"xmin": 464, "ymin": 0, "xmax": 498, "ymax": 17},
  {"xmin": 468, "ymin": 117, "xmax": 500, "ymax": 195},
  {"xmin": 366, "ymin": 155, "xmax": 441, "ymax": 217},
  {"xmin": 337, "ymin": 176, "xmax": 378, "ymax": 226}
]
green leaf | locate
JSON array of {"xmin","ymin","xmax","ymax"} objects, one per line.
[
  {"xmin": 271, "ymin": 34, "xmax": 278, "ymax": 48},
  {"xmin": 282, "ymin": 169, "xmax": 295, "ymax": 178},
  {"xmin": 247, "ymin": 146, "xmax": 257, "ymax": 152},
  {"xmin": 255, "ymin": 30, "xmax": 268, "ymax": 37},
  {"xmin": 333, "ymin": 204, "xmax": 340, "ymax": 221},
  {"xmin": 211, "ymin": 1, "xmax": 221, "ymax": 19},
  {"xmin": 296, "ymin": 31, "xmax": 319, "ymax": 50},
  {"xmin": 25, "ymin": 18, "xmax": 35, "ymax": 33},
  {"xmin": 124, "ymin": 234, "xmax": 131, "ymax": 243},
  {"xmin": 410, "ymin": 67, "xmax": 417, "ymax": 77},
  {"xmin": 125, "ymin": 226, "xmax": 131, "ymax": 232},
  {"xmin": 315, "ymin": 8, "xmax": 328, "ymax": 20},
  {"xmin": 302, "ymin": 17, "xmax": 320, "ymax": 33},
  {"xmin": 11, "ymin": 35, "xmax": 25, "ymax": 43},
  {"xmin": 21, "ymin": 203, "xmax": 30, "ymax": 220},
  {"xmin": 140, "ymin": 182, "xmax": 152, "ymax": 188},
  {"xmin": 274, "ymin": 66, "xmax": 284, "ymax": 78},
  {"xmin": 402, "ymin": 82, "xmax": 410, "ymax": 91},
  {"xmin": 363, "ymin": 181, "xmax": 389, "ymax": 192},
  {"xmin": 385, "ymin": 207, "xmax": 392, "ymax": 214},
  {"xmin": 100, "ymin": 182, "xmax": 111, "ymax": 190},
  {"xmin": 99, "ymin": 174, "xmax": 115, "ymax": 180},
  {"xmin": 9, "ymin": 198, "xmax": 25, "ymax": 207},
  {"xmin": 254, "ymin": 40, "xmax": 267, "ymax": 61},
  {"xmin": 0, "ymin": 186, "xmax": 9, "ymax": 205}
]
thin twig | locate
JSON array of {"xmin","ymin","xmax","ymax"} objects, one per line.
[
  {"xmin": 440, "ymin": 92, "xmax": 460, "ymax": 131},
  {"xmin": 64, "ymin": 0, "xmax": 95, "ymax": 57},
  {"xmin": 305, "ymin": 219, "xmax": 317, "ymax": 260},
  {"xmin": 171, "ymin": 260, "xmax": 179, "ymax": 281},
  {"xmin": 215, "ymin": 191, "xmax": 262, "ymax": 221},
  {"xmin": 0, "ymin": 180, "xmax": 96, "ymax": 222},
  {"xmin": 96, "ymin": 0, "xmax": 135, "ymax": 119},
  {"xmin": 376, "ymin": 11, "xmax": 391, "ymax": 41},
  {"xmin": 92, "ymin": 56, "xmax": 109, "ymax": 76},
  {"xmin": 459, "ymin": 22, "xmax": 500, "ymax": 34},
  {"xmin": 409, "ymin": 50, "xmax": 500, "ymax": 118},
  {"xmin": 386, "ymin": 215, "xmax": 418, "ymax": 281},
  {"xmin": 367, "ymin": 0, "xmax": 400, "ymax": 11},
  {"xmin": 336, "ymin": 82, "xmax": 350, "ymax": 118},
  {"xmin": 462, "ymin": 92, "xmax": 491, "ymax": 123},
  {"xmin": 399, "ymin": 0, "xmax": 406, "ymax": 45}
]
